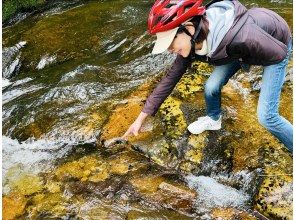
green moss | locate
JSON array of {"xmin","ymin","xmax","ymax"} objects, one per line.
[
  {"xmin": 55, "ymin": 155, "xmax": 107, "ymax": 182},
  {"xmin": 3, "ymin": 0, "xmax": 45, "ymax": 22},
  {"xmin": 254, "ymin": 146, "xmax": 293, "ymax": 219},
  {"xmin": 10, "ymin": 173, "xmax": 44, "ymax": 196},
  {"xmin": 159, "ymin": 96, "xmax": 187, "ymax": 138},
  {"xmin": 27, "ymin": 192, "xmax": 67, "ymax": 218},
  {"xmin": 175, "ymin": 73, "xmax": 204, "ymax": 99}
]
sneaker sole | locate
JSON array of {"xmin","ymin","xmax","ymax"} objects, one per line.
[{"xmin": 187, "ymin": 126, "xmax": 221, "ymax": 134}]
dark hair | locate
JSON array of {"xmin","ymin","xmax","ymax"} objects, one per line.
[
  {"xmin": 177, "ymin": 16, "xmax": 209, "ymax": 44},
  {"xmin": 194, "ymin": 16, "xmax": 209, "ymax": 43}
]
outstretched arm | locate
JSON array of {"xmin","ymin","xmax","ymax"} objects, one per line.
[
  {"xmin": 122, "ymin": 54, "xmax": 191, "ymax": 139},
  {"xmin": 142, "ymin": 54, "xmax": 192, "ymax": 116}
]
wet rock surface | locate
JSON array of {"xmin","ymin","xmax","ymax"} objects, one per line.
[
  {"xmin": 2, "ymin": 0, "xmax": 293, "ymax": 219},
  {"xmin": 4, "ymin": 60, "xmax": 292, "ymax": 219},
  {"xmin": 97, "ymin": 60, "xmax": 293, "ymax": 219}
]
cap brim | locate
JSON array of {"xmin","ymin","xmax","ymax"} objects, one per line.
[{"xmin": 152, "ymin": 27, "xmax": 179, "ymax": 54}]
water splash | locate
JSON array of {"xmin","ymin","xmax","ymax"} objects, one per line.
[
  {"xmin": 36, "ymin": 54, "xmax": 57, "ymax": 69},
  {"xmin": 105, "ymin": 38, "xmax": 127, "ymax": 54},
  {"xmin": 2, "ymin": 41, "xmax": 26, "ymax": 78},
  {"xmin": 185, "ymin": 174, "xmax": 250, "ymax": 213},
  {"xmin": 2, "ymin": 135, "xmax": 73, "ymax": 193},
  {"xmin": 60, "ymin": 64, "xmax": 100, "ymax": 82},
  {"xmin": 2, "ymin": 84, "xmax": 44, "ymax": 104}
]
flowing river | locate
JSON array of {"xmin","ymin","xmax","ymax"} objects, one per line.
[{"xmin": 2, "ymin": 0, "xmax": 293, "ymax": 219}]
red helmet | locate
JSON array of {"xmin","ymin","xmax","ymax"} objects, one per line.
[{"xmin": 148, "ymin": 0, "xmax": 206, "ymax": 34}]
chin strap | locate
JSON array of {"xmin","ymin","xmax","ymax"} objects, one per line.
[
  {"xmin": 190, "ymin": 18, "xmax": 203, "ymax": 59},
  {"xmin": 178, "ymin": 17, "xmax": 203, "ymax": 59}
]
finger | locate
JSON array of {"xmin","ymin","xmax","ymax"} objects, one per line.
[
  {"xmin": 123, "ymin": 127, "xmax": 134, "ymax": 138},
  {"xmin": 122, "ymin": 130, "xmax": 130, "ymax": 139}
]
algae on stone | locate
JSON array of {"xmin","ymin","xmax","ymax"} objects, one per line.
[
  {"xmin": 45, "ymin": 180, "xmax": 62, "ymax": 193},
  {"xmin": 254, "ymin": 147, "xmax": 293, "ymax": 219},
  {"xmin": 159, "ymin": 96, "xmax": 187, "ymax": 138},
  {"xmin": 27, "ymin": 192, "xmax": 67, "ymax": 218},
  {"xmin": 184, "ymin": 133, "xmax": 208, "ymax": 165},
  {"xmin": 55, "ymin": 155, "xmax": 107, "ymax": 182},
  {"xmin": 210, "ymin": 207, "xmax": 257, "ymax": 220},
  {"xmin": 191, "ymin": 61, "xmax": 214, "ymax": 76},
  {"xmin": 10, "ymin": 173, "xmax": 44, "ymax": 196},
  {"xmin": 175, "ymin": 73, "xmax": 204, "ymax": 99},
  {"xmin": 2, "ymin": 193, "xmax": 28, "ymax": 220}
]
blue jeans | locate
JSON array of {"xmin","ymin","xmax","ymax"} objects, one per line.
[
  {"xmin": 204, "ymin": 39, "xmax": 293, "ymax": 154},
  {"xmin": 257, "ymin": 39, "xmax": 293, "ymax": 154},
  {"xmin": 204, "ymin": 60, "xmax": 241, "ymax": 120}
]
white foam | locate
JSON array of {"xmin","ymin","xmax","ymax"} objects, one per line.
[
  {"xmin": 2, "ymin": 41, "xmax": 26, "ymax": 78},
  {"xmin": 2, "ymin": 105, "xmax": 17, "ymax": 121},
  {"xmin": 2, "ymin": 78, "xmax": 12, "ymax": 88},
  {"xmin": 36, "ymin": 79, "xmax": 144, "ymax": 105},
  {"xmin": 2, "ymin": 135, "xmax": 73, "ymax": 193},
  {"xmin": 2, "ymin": 84, "xmax": 44, "ymax": 104},
  {"xmin": 117, "ymin": 52, "xmax": 175, "ymax": 77},
  {"xmin": 2, "ymin": 77, "xmax": 33, "ymax": 91},
  {"xmin": 60, "ymin": 64, "xmax": 100, "ymax": 82},
  {"xmin": 185, "ymin": 174, "xmax": 250, "ymax": 212},
  {"xmin": 11, "ymin": 77, "xmax": 33, "ymax": 87},
  {"xmin": 36, "ymin": 54, "xmax": 57, "ymax": 69},
  {"xmin": 106, "ymin": 38, "xmax": 127, "ymax": 54},
  {"xmin": 3, "ymin": 54, "xmax": 21, "ymax": 78},
  {"xmin": 124, "ymin": 31, "xmax": 148, "ymax": 53}
]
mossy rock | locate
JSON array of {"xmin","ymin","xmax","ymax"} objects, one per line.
[
  {"xmin": 55, "ymin": 155, "xmax": 107, "ymax": 182},
  {"xmin": 3, "ymin": 0, "xmax": 45, "ymax": 23},
  {"xmin": 210, "ymin": 207, "xmax": 257, "ymax": 220},
  {"xmin": 254, "ymin": 147, "xmax": 293, "ymax": 220},
  {"xmin": 130, "ymin": 175, "xmax": 197, "ymax": 214},
  {"xmin": 10, "ymin": 173, "xmax": 44, "ymax": 196},
  {"xmin": 174, "ymin": 72, "xmax": 205, "ymax": 100},
  {"xmin": 2, "ymin": 193, "xmax": 28, "ymax": 220},
  {"xmin": 159, "ymin": 96, "xmax": 187, "ymax": 138},
  {"xmin": 27, "ymin": 192, "xmax": 67, "ymax": 218}
]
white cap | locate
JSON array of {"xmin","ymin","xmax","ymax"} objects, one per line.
[{"xmin": 151, "ymin": 27, "xmax": 179, "ymax": 54}]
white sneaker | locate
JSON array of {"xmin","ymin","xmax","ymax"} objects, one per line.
[{"xmin": 187, "ymin": 115, "xmax": 222, "ymax": 134}]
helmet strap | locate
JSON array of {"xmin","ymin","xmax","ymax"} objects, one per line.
[
  {"xmin": 191, "ymin": 19, "xmax": 203, "ymax": 45},
  {"xmin": 190, "ymin": 18, "xmax": 203, "ymax": 59},
  {"xmin": 177, "ymin": 17, "xmax": 203, "ymax": 59}
]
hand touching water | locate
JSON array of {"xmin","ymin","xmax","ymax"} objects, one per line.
[{"xmin": 121, "ymin": 112, "xmax": 148, "ymax": 139}]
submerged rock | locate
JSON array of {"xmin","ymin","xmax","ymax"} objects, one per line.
[
  {"xmin": 9, "ymin": 173, "xmax": 44, "ymax": 196},
  {"xmin": 130, "ymin": 174, "xmax": 197, "ymax": 215},
  {"xmin": 127, "ymin": 209, "xmax": 193, "ymax": 220},
  {"xmin": 97, "ymin": 59, "xmax": 293, "ymax": 219},
  {"xmin": 27, "ymin": 192, "xmax": 68, "ymax": 219},
  {"xmin": 254, "ymin": 146, "xmax": 293, "ymax": 219},
  {"xmin": 99, "ymin": 80, "xmax": 162, "ymax": 145},
  {"xmin": 2, "ymin": 193, "xmax": 27, "ymax": 220},
  {"xmin": 55, "ymin": 155, "xmax": 109, "ymax": 182},
  {"xmin": 210, "ymin": 207, "xmax": 257, "ymax": 220}
]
